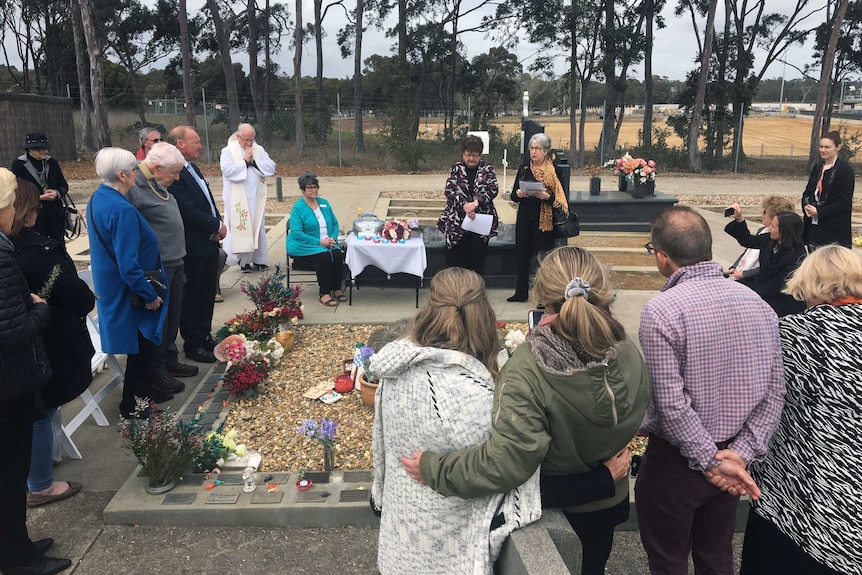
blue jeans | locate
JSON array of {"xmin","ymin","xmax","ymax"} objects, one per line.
[{"xmin": 27, "ymin": 407, "xmax": 59, "ymax": 492}]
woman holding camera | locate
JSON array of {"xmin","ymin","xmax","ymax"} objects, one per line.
[
  {"xmin": 801, "ymin": 131, "xmax": 855, "ymax": 250},
  {"xmin": 725, "ymin": 206, "xmax": 806, "ymax": 317}
]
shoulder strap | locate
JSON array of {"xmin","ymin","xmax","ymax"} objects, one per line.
[{"xmin": 19, "ymin": 156, "xmax": 46, "ymax": 189}]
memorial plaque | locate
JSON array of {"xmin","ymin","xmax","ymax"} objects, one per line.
[
  {"xmin": 162, "ymin": 493, "xmax": 196, "ymax": 505},
  {"xmin": 206, "ymin": 493, "xmax": 240, "ymax": 504},
  {"xmin": 219, "ymin": 474, "xmax": 245, "ymax": 485},
  {"xmin": 340, "ymin": 490, "xmax": 371, "ymax": 503},
  {"xmin": 260, "ymin": 473, "xmax": 290, "ymax": 484},
  {"xmin": 251, "ymin": 492, "xmax": 284, "ymax": 504},
  {"xmin": 176, "ymin": 474, "xmax": 206, "ymax": 486},
  {"xmin": 296, "ymin": 491, "xmax": 330, "ymax": 503},
  {"xmin": 343, "ymin": 471, "xmax": 372, "ymax": 483},
  {"xmin": 305, "ymin": 471, "xmax": 330, "ymax": 484}
]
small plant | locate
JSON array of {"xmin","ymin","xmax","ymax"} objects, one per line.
[
  {"xmin": 37, "ymin": 264, "xmax": 62, "ymax": 300},
  {"xmin": 120, "ymin": 398, "xmax": 201, "ymax": 489},
  {"xmin": 585, "ymin": 164, "xmax": 603, "ymax": 177}
]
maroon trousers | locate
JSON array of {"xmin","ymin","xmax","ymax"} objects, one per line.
[{"xmin": 635, "ymin": 435, "xmax": 739, "ymax": 575}]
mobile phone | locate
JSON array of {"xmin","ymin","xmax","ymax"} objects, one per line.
[
  {"xmin": 528, "ymin": 310, "xmax": 545, "ymax": 329},
  {"xmin": 724, "ymin": 207, "xmax": 735, "ymax": 217}
]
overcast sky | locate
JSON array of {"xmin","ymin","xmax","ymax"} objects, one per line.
[{"xmin": 161, "ymin": 0, "xmax": 823, "ymax": 84}]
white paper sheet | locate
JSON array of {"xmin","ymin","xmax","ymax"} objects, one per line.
[
  {"xmin": 460, "ymin": 213, "xmax": 493, "ymax": 236},
  {"xmin": 518, "ymin": 180, "xmax": 545, "ymax": 195}
]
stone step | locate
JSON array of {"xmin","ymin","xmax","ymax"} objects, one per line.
[
  {"xmin": 387, "ymin": 198, "xmax": 445, "ymax": 207},
  {"xmin": 386, "ymin": 207, "xmax": 443, "ymax": 219}
]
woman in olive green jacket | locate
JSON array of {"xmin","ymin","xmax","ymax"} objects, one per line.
[{"xmin": 402, "ymin": 246, "xmax": 651, "ymax": 575}]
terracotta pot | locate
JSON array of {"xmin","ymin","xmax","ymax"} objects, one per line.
[{"xmin": 358, "ymin": 372, "xmax": 378, "ymax": 410}]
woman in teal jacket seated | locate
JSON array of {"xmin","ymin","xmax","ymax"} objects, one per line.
[{"xmin": 286, "ymin": 173, "xmax": 345, "ymax": 306}]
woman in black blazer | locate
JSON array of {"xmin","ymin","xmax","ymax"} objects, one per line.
[
  {"xmin": 802, "ymin": 131, "xmax": 855, "ymax": 249},
  {"xmin": 726, "ymin": 207, "xmax": 806, "ymax": 317}
]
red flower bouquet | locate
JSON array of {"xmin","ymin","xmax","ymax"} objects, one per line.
[{"xmin": 222, "ymin": 357, "xmax": 270, "ymax": 397}]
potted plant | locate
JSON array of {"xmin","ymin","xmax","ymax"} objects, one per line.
[
  {"xmin": 604, "ymin": 152, "xmax": 636, "ymax": 191},
  {"xmin": 120, "ymin": 399, "xmax": 201, "ymax": 494},
  {"xmin": 586, "ymin": 164, "xmax": 603, "ymax": 196},
  {"xmin": 356, "ymin": 320, "xmax": 411, "ymax": 410},
  {"xmin": 296, "ymin": 418, "xmax": 339, "ymax": 472},
  {"xmin": 631, "ymin": 158, "xmax": 657, "ymax": 197}
]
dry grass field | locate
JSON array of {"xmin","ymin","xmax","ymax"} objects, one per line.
[{"xmin": 486, "ymin": 115, "xmax": 862, "ymax": 159}]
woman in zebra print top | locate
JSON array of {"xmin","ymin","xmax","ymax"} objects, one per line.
[{"xmin": 740, "ymin": 245, "xmax": 862, "ymax": 575}]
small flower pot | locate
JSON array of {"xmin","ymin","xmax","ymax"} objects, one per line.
[
  {"xmin": 296, "ymin": 479, "xmax": 313, "ymax": 491},
  {"xmin": 358, "ymin": 372, "xmax": 378, "ymax": 410},
  {"xmin": 618, "ymin": 173, "xmax": 628, "ymax": 192},
  {"xmin": 145, "ymin": 479, "xmax": 177, "ymax": 495},
  {"xmin": 589, "ymin": 177, "xmax": 601, "ymax": 196},
  {"xmin": 631, "ymin": 181, "xmax": 646, "ymax": 199}
]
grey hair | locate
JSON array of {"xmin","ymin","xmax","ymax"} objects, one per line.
[
  {"xmin": 297, "ymin": 172, "xmax": 319, "ymax": 190},
  {"xmin": 145, "ymin": 142, "xmax": 185, "ymax": 169},
  {"xmin": 528, "ymin": 133, "xmax": 552, "ymax": 151},
  {"xmin": 139, "ymin": 127, "xmax": 160, "ymax": 144},
  {"xmin": 236, "ymin": 123, "xmax": 255, "ymax": 138},
  {"xmin": 95, "ymin": 148, "xmax": 137, "ymax": 184}
]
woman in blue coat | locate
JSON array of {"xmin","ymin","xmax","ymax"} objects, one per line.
[
  {"xmin": 87, "ymin": 148, "xmax": 169, "ymax": 418},
  {"xmin": 286, "ymin": 172, "xmax": 345, "ymax": 306}
]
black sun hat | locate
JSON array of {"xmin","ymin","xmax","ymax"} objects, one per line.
[{"xmin": 23, "ymin": 131, "xmax": 51, "ymax": 150}]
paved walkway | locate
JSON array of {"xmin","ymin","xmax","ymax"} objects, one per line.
[{"xmin": 33, "ymin": 177, "xmax": 860, "ymax": 573}]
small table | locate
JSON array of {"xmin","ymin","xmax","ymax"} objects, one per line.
[{"xmin": 345, "ymin": 234, "xmax": 427, "ymax": 308}]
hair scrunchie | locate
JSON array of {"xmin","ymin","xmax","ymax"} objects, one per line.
[{"xmin": 564, "ymin": 277, "xmax": 591, "ymax": 300}]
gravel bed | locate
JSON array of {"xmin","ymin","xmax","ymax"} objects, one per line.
[{"xmin": 223, "ymin": 322, "xmax": 529, "ymax": 473}]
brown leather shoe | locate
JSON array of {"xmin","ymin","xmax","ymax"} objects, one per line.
[{"xmin": 27, "ymin": 481, "xmax": 82, "ymax": 508}]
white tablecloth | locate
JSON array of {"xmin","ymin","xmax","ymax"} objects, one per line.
[{"xmin": 345, "ymin": 234, "xmax": 427, "ymax": 279}]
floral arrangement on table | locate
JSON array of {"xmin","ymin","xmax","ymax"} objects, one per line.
[
  {"xmin": 217, "ymin": 265, "xmax": 304, "ymax": 343},
  {"xmin": 120, "ymin": 398, "xmax": 202, "ymax": 490},
  {"xmin": 496, "ymin": 321, "xmax": 526, "ymax": 368},
  {"xmin": 382, "ymin": 218, "xmax": 419, "ymax": 241},
  {"xmin": 630, "ymin": 158, "xmax": 657, "ymax": 184},
  {"xmin": 296, "ymin": 418, "xmax": 339, "ymax": 471},
  {"xmin": 604, "ymin": 152, "xmax": 636, "ymax": 177}
]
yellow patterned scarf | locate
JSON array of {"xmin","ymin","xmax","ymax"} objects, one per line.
[{"xmin": 530, "ymin": 158, "xmax": 567, "ymax": 232}]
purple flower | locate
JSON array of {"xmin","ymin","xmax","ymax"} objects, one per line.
[
  {"xmin": 296, "ymin": 418, "xmax": 338, "ymax": 448},
  {"xmin": 320, "ymin": 419, "xmax": 338, "ymax": 441},
  {"xmin": 296, "ymin": 419, "xmax": 319, "ymax": 438}
]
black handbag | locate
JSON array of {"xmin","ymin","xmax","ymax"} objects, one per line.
[
  {"xmin": 61, "ymin": 193, "xmax": 84, "ymax": 240},
  {"xmin": 553, "ymin": 206, "xmax": 580, "ymax": 239}
]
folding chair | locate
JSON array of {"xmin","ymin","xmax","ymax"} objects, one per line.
[{"xmin": 55, "ymin": 270, "xmax": 125, "ymax": 460}]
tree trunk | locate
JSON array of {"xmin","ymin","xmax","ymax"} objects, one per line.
[
  {"xmin": 445, "ymin": 4, "xmax": 460, "ymax": 145},
  {"xmin": 69, "ymin": 0, "xmax": 94, "ymax": 151},
  {"xmin": 179, "ymin": 0, "xmax": 196, "ymax": 127},
  {"xmin": 688, "ymin": 0, "xmax": 718, "ymax": 171},
  {"xmin": 206, "ymin": 0, "xmax": 241, "ymax": 131},
  {"xmin": 261, "ymin": 0, "xmax": 272, "ymax": 144},
  {"xmin": 248, "ymin": 0, "xmax": 266, "ymax": 138},
  {"xmin": 313, "ymin": 0, "xmax": 326, "ymax": 144},
  {"xmin": 808, "ymin": 0, "xmax": 848, "ymax": 169},
  {"xmin": 641, "ymin": 0, "xmax": 654, "ymax": 147},
  {"xmin": 569, "ymin": 43, "xmax": 578, "ymax": 165},
  {"xmin": 599, "ymin": 0, "xmax": 617, "ymax": 161},
  {"xmin": 397, "ymin": 0, "xmax": 407, "ymax": 62},
  {"xmin": 294, "ymin": 0, "xmax": 305, "ymax": 153},
  {"xmin": 353, "ymin": 0, "xmax": 366, "ymax": 152},
  {"xmin": 79, "ymin": 0, "xmax": 111, "ymax": 147}
]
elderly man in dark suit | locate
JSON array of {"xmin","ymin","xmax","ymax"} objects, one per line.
[{"xmin": 165, "ymin": 126, "xmax": 226, "ymax": 364}]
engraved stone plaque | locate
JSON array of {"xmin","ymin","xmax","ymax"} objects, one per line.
[
  {"xmin": 206, "ymin": 493, "xmax": 240, "ymax": 504},
  {"xmin": 340, "ymin": 489, "xmax": 371, "ymax": 503},
  {"xmin": 162, "ymin": 493, "xmax": 196, "ymax": 505},
  {"xmin": 343, "ymin": 471, "xmax": 372, "ymax": 483},
  {"xmin": 251, "ymin": 492, "xmax": 284, "ymax": 504},
  {"xmin": 219, "ymin": 474, "xmax": 245, "ymax": 485}
]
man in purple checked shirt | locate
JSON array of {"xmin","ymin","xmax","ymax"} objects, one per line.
[{"xmin": 636, "ymin": 206, "xmax": 785, "ymax": 575}]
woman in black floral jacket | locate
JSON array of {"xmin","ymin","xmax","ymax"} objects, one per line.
[{"xmin": 436, "ymin": 135, "xmax": 499, "ymax": 275}]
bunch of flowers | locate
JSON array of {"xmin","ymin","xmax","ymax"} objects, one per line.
[
  {"xmin": 296, "ymin": 418, "xmax": 339, "ymax": 450},
  {"xmin": 496, "ymin": 322, "xmax": 526, "ymax": 368},
  {"xmin": 216, "ymin": 333, "xmax": 285, "ymax": 367},
  {"xmin": 631, "ymin": 158, "xmax": 657, "ymax": 183},
  {"xmin": 604, "ymin": 152, "xmax": 636, "ymax": 176},
  {"xmin": 585, "ymin": 164, "xmax": 604, "ymax": 177},
  {"xmin": 120, "ymin": 398, "xmax": 202, "ymax": 488},
  {"xmin": 383, "ymin": 219, "xmax": 412, "ymax": 241},
  {"xmin": 217, "ymin": 265, "xmax": 304, "ymax": 343},
  {"xmin": 191, "ymin": 426, "xmax": 247, "ymax": 473},
  {"xmin": 222, "ymin": 356, "xmax": 270, "ymax": 397}
]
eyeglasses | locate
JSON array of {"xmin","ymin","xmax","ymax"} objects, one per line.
[
  {"xmin": 529, "ymin": 146, "xmax": 544, "ymax": 152},
  {"xmin": 644, "ymin": 241, "xmax": 656, "ymax": 255},
  {"xmin": 305, "ymin": 185, "xmax": 319, "ymax": 190},
  {"xmin": 148, "ymin": 138, "xmax": 161, "ymax": 143}
]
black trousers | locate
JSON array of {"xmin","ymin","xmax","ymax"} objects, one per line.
[
  {"xmin": 0, "ymin": 392, "xmax": 36, "ymax": 568},
  {"xmin": 153, "ymin": 263, "xmax": 183, "ymax": 374},
  {"xmin": 294, "ymin": 249, "xmax": 344, "ymax": 297},
  {"xmin": 444, "ymin": 232, "xmax": 489, "ymax": 276},
  {"xmin": 121, "ymin": 331, "xmax": 157, "ymax": 415},
  {"xmin": 513, "ymin": 214, "xmax": 554, "ymax": 298},
  {"xmin": 180, "ymin": 247, "xmax": 219, "ymax": 351},
  {"xmin": 563, "ymin": 497, "xmax": 629, "ymax": 575},
  {"xmin": 740, "ymin": 510, "xmax": 841, "ymax": 575}
]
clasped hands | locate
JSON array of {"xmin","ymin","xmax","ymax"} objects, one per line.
[
  {"xmin": 321, "ymin": 236, "xmax": 337, "ymax": 249},
  {"xmin": 516, "ymin": 188, "xmax": 551, "ymax": 201},
  {"xmin": 40, "ymin": 189, "xmax": 59, "ymax": 201},
  {"xmin": 704, "ymin": 449, "xmax": 761, "ymax": 500}
]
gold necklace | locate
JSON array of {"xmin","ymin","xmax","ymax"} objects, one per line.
[{"xmin": 137, "ymin": 162, "xmax": 170, "ymax": 201}]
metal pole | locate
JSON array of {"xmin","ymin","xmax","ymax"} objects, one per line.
[
  {"xmin": 276, "ymin": 175, "xmax": 283, "ymax": 202},
  {"xmin": 337, "ymin": 93, "xmax": 343, "ymax": 167},
  {"xmin": 201, "ymin": 88, "xmax": 211, "ymax": 162},
  {"xmin": 733, "ymin": 105, "xmax": 744, "ymax": 173}
]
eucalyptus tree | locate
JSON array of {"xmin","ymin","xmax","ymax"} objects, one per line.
[
  {"xmin": 69, "ymin": 0, "xmax": 95, "ymax": 150},
  {"xmin": 204, "ymin": 0, "xmax": 241, "ymax": 129},
  {"xmin": 464, "ymin": 47, "xmax": 521, "ymax": 131},
  {"xmin": 810, "ymin": 0, "xmax": 861, "ymax": 132},
  {"xmin": 79, "ymin": 0, "xmax": 111, "ymax": 146},
  {"xmin": 808, "ymin": 0, "xmax": 849, "ymax": 167}
]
